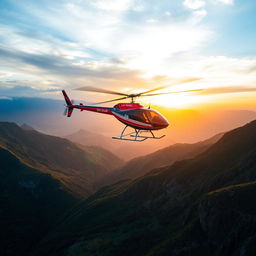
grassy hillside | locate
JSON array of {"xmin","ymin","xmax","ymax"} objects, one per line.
[
  {"xmin": 0, "ymin": 122, "xmax": 123, "ymax": 197},
  {"xmin": 33, "ymin": 120, "xmax": 256, "ymax": 256}
]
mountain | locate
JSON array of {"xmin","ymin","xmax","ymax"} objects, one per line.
[
  {"xmin": 0, "ymin": 147, "xmax": 78, "ymax": 256},
  {"xmin": 2, "ymin": 97, "xmax": 256, "ymax": 159},
  {"xmin": 33, "ymin": 120, "xmax": 256, "ymax": 256},
  {"xmin": 20, "ymin": 123, "xmax": 35, "ymax": 131},
  {"xmin": 65, "ymin": 129, "xmax": 114, "ymax": 148},
  {"xmin": 65, "ymin": 129, "xmax": 176, "ymax": 161},
  {"xmin": 0, "ymin": 122, "xmax": 123, "ymax": 197},
  {"xmin": 65, "ymin": 129, "xmax": 120, "ymax": 156},
  {"xmin": 99, "ymin": 132, "xmax": 223, "ymax": 187}
]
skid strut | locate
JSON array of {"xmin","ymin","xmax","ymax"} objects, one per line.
[{"xmin": 112, "ymin": 126, "xmax": 165, "ymax": 142}]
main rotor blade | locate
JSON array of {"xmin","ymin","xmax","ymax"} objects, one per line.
[
  {"xmin": 196, "ymin": 86, "xmax": 256, "ymax": 95},
  {"xmin": 74, "ymin": 86, "xmax": 129, "ymax": 96},
  {"xmin": 172, "ymin": 77, "xmax": 201, "ymax": 85},
  {"xmin": 142, "ymin": 89, "xmax": 203, "ymax": 97},
  {"xmin": 137, "ymin": 77, "xmax": 201, "ymax": 96},
  {"xmin": 90, "ymin": 96, "xmax": 129, "ymax": 105},
  {"xmin": 137, "ymin": 86, "xmax": 167, "ymax": 96}
]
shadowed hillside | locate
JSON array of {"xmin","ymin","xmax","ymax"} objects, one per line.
[
  {"xmin": 98, "ymin": 132, "xmax": 223, "ymax": 187},
  {"xmin": 0, "ymin": 147, "xmax": 77, "ymax": 256},
  {"xmin": 20, "ymin": 123, "xmax": 35, "ymax": 131},
  {"xmin": 0, "ymin": 122, "xmax": 123, "ymax": 197},
  {"xmin": 33, "ymin": 120, "xmax": 256, "ymax": 256}
]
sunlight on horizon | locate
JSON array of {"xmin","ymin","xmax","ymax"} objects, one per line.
[{"xmin": 1, "ymin": 0, "xmax": 256, "ymax": 106}]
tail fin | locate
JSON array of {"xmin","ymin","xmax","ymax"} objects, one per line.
[
  {"xmin": 62, "ymin": 90, "xmax": 74, "ymax": 117},
  {"xmin": 62, "ymin": 90, "xmax": 73, "ymax": 106}
]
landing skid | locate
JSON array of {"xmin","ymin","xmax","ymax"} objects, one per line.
[{"xmin": 112, "ymin": 126, "xmax": 165, "ymax": 142}]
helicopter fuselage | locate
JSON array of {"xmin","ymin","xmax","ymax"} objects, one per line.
[{"xmin": 73, "ymin": 102, "xmax": 169, "ymax": 130}]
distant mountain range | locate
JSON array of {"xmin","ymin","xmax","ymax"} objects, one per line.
[
  {"xmin": 65, "ymin": 128, "xmax": 175, "ymax": 160},
  {"xmin": 98, "ymin": 132, "xmax": 224, "ymax": 187},
  {"xmin": 65, "ymin": 128, "xmax": 119, "ymax": 154},
  {"xmin": 2, "ymin": 119, "xmax": 256, "ymax": 256},
  {"xmin": 31, "ymin": 120, "xmax": 256, "ymax": 256},
  {"xmin": 0, "ymin": 122, "xmax": 123, "ymax": 197},
  {"xmin": 2, "ymin": 97, "xmax": 256, "ymax": 159},
  {"xmin": 20, "ymin": 123, "xmax": 35, "ymax": 131}
]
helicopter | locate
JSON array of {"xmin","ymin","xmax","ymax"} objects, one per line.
[{"xmin": 62, "ymin": 85, "xmax": 202, "ymax": 142}]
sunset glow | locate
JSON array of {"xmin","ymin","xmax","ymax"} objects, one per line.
[{"xmin": 0, "ymin": 0, "xmax": 255, "ymax": 110}]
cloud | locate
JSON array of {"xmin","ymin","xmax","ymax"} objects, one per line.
[
  {"xmin": 0, "ymin": 0, "xmax": 254, "ymax": 106},
  {"xmin": 0, "ymin": 85, "xmax": 59, "ymax": 98},
  {"xmin": 0, "ymin": 1, "xmax": 211, "ymax": 64},
  {"xmin": 0, "ymin": 1, "xmax": 212, "ymax": 94},
  {"xmin": 215, "ymin": 0, "xmax": 234, "ymax": 5},
  {"xmin": 0, "ymin": 46, "xmax": 141, "ymax": 81},
  {"xmin": 183, "ymin": 0, "xmax": 205, "ymax": 10},
  {"xmin": 92, "ymin": 0, "xmax": 134, "ymax": 11},
  {"xmin": 0, "ymin": 96, "xmax": 13, "ymax": 100},
  {"xmin": 191, "ymin": 9, "xmax": 207, "ymax": 23},
  {"xmin": 0, "ymin": 72, "xmax": 13, "ymax": 79}
]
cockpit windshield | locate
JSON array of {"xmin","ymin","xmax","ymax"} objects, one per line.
[
  {"xmin": 119, "ymin": 109, "xmax": 167, "ymax": 126},
  {"xmin": 146, "ymin": 110, "xmax": 165, "ymax": 123},
  {"xmin": 125, "ymin": 109, "xmax": 150, "ymax": 123}
]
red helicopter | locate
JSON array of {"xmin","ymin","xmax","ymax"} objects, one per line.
[{"xmin": 62, "ymin": 86, "xmax": 201, "ymax": 142}]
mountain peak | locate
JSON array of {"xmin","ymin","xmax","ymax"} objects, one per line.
[
  {"xmin": 209, "ymin": 119, "xmax": 256, "ymax": 154},
  {"xmin": 20, "ymin": 123, "xmax": 35, "ymax": 131},
  {"xmin": 0, "ymin": 122, "xmax": 124, "ymax": 197}
]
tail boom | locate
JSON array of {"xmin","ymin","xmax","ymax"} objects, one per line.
[
  {"xmin": 74, "ymin": 105, "xmax": 113, "ymax": 115},
  {"xmin": 62, "ymin": 90, "xmax": 113, "ymax": 117}
]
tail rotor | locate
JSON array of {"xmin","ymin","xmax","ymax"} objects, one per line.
[{"xmin": 63, "ymin": 106, "xmax": 68, "ymax": 116}]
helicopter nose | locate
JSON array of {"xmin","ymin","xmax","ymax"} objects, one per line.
[
  {"xmin": 158, "ymin": 120, "xmax": 169, "ymax": 129},
  {"xmin": 162, "ymin": 117, "xmax": 169, "ymax": 128},
  {"xmin": 163, "ymin": 120, "xmax": 169, "ymax": 128}
]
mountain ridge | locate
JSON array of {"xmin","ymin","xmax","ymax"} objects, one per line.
[
  {"xmin": 33, "ymin": 120, "xmax": 256, "ymax": 256},
  {"xmin": 0, "ymin": 122, "xmax": 123, "ymax": 197},
  {"xmin": 98, "ymin": 132, "xmax": 224, "ymax": 187}
]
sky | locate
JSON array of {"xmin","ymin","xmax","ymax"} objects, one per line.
[{"xmin": 0, "ymin": 0, "xmax": 256, "ymax": 108}]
